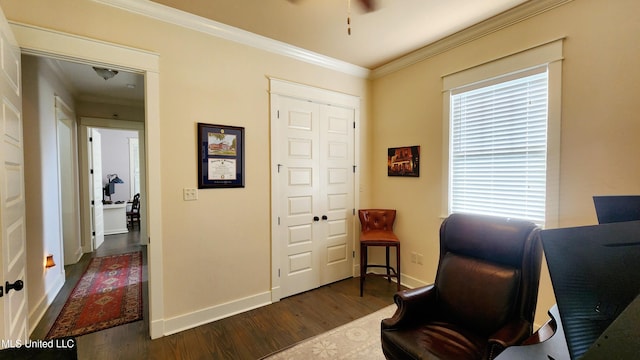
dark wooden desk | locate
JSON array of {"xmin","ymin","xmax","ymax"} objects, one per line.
[{"xmin": 496, "ymin": 305, "xmax": 570, "ymax": 360}]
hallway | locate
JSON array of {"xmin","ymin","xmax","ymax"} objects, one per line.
[{"xmin": 30, "ymin": 230, "xmax": 147, "ymax": 340}]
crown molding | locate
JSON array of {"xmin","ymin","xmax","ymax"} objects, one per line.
[
  {"xmin": 370, "ymin": 0, "xmax": 573, "ymax": 79},
  {"xmin": 91, "ymin": 0, "xmax": 370, "ymax": 78}
]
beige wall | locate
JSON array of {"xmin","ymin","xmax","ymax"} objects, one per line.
[
  {"xmin": 0, "ymin": 0, "xmax": 369, "ymax": 328},
  {"xmin": 6, "ymin": 0, "xmax": 639, "ymax": 336},
  {"xmin": 370, "ymin": 0, "xmax": 640, "ymax": 325}
]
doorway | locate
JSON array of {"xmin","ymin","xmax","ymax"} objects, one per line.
[
  {"xmin": 13, "ymin": 22, "xmax": 164, "ymax": 339},
  {"xmin": 78, "ymin": 120, "xmax": 148, "ymax": 253}
]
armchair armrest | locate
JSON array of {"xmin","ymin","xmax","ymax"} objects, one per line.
[
  {"xmin": 486, "ymin": 318, "xmax": 532, "ymax": 359},
  {"xmin": 381, "ymin": 284, "xmax": 436, "ymax": 330}
]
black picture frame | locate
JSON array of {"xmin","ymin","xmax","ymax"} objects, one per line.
[
  {"xmin": 197, "ymin": 123, "xmax": 245, "ymax": 188},
  {"xmin": 388, "ymin": 145, "xmax": 420, "ymax": 177}
]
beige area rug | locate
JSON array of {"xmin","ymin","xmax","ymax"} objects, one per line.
[{"xmin": 264, "ymin": 305, "xmax": 396, "ymax": 359}]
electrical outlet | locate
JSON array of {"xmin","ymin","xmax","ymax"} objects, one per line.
[
  {"xmin": 183, "ymin": 188, "xmax": 198, "ymax": 201},
  {"xmin": 411, "ymin": 252, "xmax": 417, "ymax": 264},
  {"xmin": 417, "ymin": 253, "xmax": 424, "ymax": 265}
]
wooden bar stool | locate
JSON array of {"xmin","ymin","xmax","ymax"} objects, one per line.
[{"xmin": 358, "ymin": 209, "xmax": 401, "ymax": 296}]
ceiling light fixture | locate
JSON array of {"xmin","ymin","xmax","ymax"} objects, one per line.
[{"xmin": 93, "ymin": 67, "xmax": 119, "ymax": 81}]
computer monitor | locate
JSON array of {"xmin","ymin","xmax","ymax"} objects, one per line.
[
  {"xmin": 540, "ymin": 220, "xmax": 640, "ymax": 359},
  {"xmin": 593, "ymin": 195, "xmax": 640, "ymax": 224}
]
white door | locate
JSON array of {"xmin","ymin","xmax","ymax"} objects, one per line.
[
  {"xmin": 319, "ymin": 105, "xmax": 355, "ymax": 285},
  {"xmin": 0, "ymin": 6, "xmax": 28, "ymax": 343},
  {"xmin": 274, "ymin": 95, "xmax": 355, "ymax": 299},
  {"xmin": 90, "ymin": 129, "xmax": 104, "ymax": 250},
  {"xmin": 276, "ymin": 97, "xmax": 321, "ymax": 297}
]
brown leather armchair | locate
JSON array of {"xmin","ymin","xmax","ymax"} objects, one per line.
[{"xmin": 381, "ymin": 213, "xmax": 543, "ymax": 360}]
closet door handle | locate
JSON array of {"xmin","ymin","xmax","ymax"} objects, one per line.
[
  {"xmin": 313, "ymin": 216, "xmax": 320, "ymax": 222},
  {"xmin": 321, "ymin": 215, "xmax": 328, "ymax": 220}
]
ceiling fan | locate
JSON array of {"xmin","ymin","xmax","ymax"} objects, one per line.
[
  {"xmin": 287, "ymin": 0, "xmax": 377, "ymax": 12},
  {"xmin": 287, "ymin": 0, "xmax": 378, "ymax": 34}
]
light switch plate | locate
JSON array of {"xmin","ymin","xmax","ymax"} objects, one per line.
[{"xmin": 183, "ymin": 188, "xmax": 198, "ymax": 201}]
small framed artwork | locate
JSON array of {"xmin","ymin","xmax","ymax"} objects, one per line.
[
  {"xmin": 197, "ymin": 123, "xmax": 245, "ymax": 188},
  {"xmin": 388, "ymin": 145, "xmax": 420, "ymax": 177}
]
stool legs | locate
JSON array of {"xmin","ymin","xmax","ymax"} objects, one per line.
[
  {"xmin": 360, "ymin": 242, "xmax": 367, "ymax": 296},
  {"xmin": 360, "ymin": 243, "xmax": 401, "ymax": 296},
  {"xmin": 395, "ymin": 243, "xmax": 401, "ymax": 291}
]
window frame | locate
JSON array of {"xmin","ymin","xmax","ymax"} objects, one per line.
[{"xmin": 441, "ymin": 39, "xmax": 563, "ymax": 228}]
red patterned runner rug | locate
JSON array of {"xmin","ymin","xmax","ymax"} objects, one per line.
[{"xmin": 46, "ymin": 251, "xmax": 143, "ymax": 339}]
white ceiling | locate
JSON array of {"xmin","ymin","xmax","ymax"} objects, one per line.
[
  {"xmin": 52, "ymin": 0, "xmax": 532, "ymax": 104},
  {"xmin": 50, "ymin": 58, "xmax": 145, "ymax": 106}
]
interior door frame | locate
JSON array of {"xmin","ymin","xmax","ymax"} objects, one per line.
[
  {"xmin": 10, "ymin": 22, "xmax": 166, "ymax": 339},
  {"xmin": 269, "ymin": 77, "xmax": 361, "ymax": 302},
  {"xmin": 79, "ymin": 118, "xmax": 148, "ymax": 253}
]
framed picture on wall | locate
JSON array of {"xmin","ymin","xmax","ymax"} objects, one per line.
[
  {"xmin": 197, "ymin": 123, "xmax": 245, "ymax": 188},
  {"xmin": 388, "ymin": 145, "xmax": 420, "ymax": 177}
]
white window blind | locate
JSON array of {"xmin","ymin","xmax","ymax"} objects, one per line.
[{"xmin": 449, "ymin": 68, "xmax": 548, "ymax": 225}]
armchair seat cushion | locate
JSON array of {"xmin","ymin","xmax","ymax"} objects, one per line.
[{"xmin": 382, "ymin": 321, "xmax": 487, "ymax": 360}]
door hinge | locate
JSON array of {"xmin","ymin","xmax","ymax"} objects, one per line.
[
  {"xmin": 353, "ymin": 165, "xmax": 356, "ymax": 173},
  {"xmin": 278, "ymin": 268, "xmax": 281, "ymax": 278},
  {"xmin": 90, "ymin": 169, "xmax": 94, "ymax": 174},
  {"xmin": 89, "ymin": 137, "xmax": 93, "ymax": 142},
  {"xmin": 92, "ymin": 231, "xmax": 96, "ymax": 236},
  {"xmin": 91, "ymin": 200, "xmax": 95, "ymax": 205},
  {"xmin": 277, "ymin": 110, "xmax": 280, "ymax": 119},
  {"xmin": 352, "ymin": 250, "xmax": 356, "ymax": 258},
  {"xmin": 353, "ymin": 208, "xmax": 355, "ymax": 216},
  {"xmin": 353, "ymin": 121, "xmax": 356, "ymax": 129},
  {"xmin": 278, "ymin": 216, "xmax": 281, "ymax": 225}
]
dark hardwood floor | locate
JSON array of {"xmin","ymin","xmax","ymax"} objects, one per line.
[{"xmin": 33, "ymin": 233, "xmax": 401, "ymax": 359}]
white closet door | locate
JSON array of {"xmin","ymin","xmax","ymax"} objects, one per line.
[
  {"xmin": 274, "ymin": 95, "xmax": 355, "ymax": 299},
  {"xmin": 277, "ymin": 97, "xmax": 322, "ymax": 298},
  {"xmin": 319, "ymin": 105, "xmax": 354, "ymax": 286}
]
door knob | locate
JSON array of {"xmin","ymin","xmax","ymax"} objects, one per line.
[
  {"xmin": 321, "ymin": 215, "xmax": 328, "ymax": 220},
  {"xmin": 6, "ymin": 280, "xmax": 24, "ymax": 294},
  {"xmin": 313, "ymin": 216, "xmax": 320, "ymax": 222}
]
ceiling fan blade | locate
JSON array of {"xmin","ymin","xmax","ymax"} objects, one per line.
[
  {"xmin": 286, "ymin": 0, "xmax": 377, "ymax": 12},
  {"xmin": 358, "ymin": 0, "xmax": 376, "ymax": 12}
]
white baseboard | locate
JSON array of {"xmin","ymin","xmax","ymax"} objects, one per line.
[
  {"xmin": 28, "ymin": 270, "xmax": 66, "ymax": 336},
  {"xmin": 355, "ymin": 266, "xmax": 431, "ymax": 290},
  {"xmin": 162, "ymin": 291, "xmax": 272, "ymax": 336},
  {"xmin": 150, "ymin": 319, "xmax": 164, "ymax": 340},
  {"xmin": 398, "ymin": 273, "xmax": 430, "ymax": 290}
]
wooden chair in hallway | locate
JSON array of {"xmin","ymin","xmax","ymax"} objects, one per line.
[
  {"xmin": 358, "ymin": 209, "xmax": 400, "ymax": 296},
  {"xmin": 127, "ymin": 193, "xmax": 140, "ymax": 229}
]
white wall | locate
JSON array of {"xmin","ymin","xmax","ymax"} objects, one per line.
[
  {"xmin": 98, "ymin": 128, "xmax": 138, "ymax": 202},
  {"xmin": 21, "ymin": 55, "xmax": 75, "ymax": 331}
]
